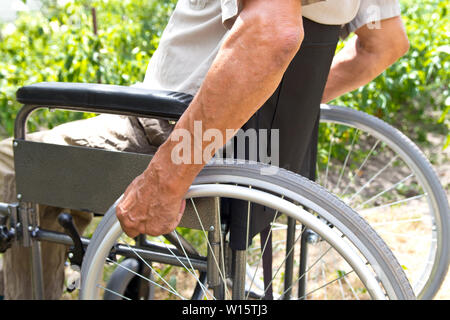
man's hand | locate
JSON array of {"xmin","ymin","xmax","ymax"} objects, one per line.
[
  {"xmin": 116, "ymin": 161, "xmax": 187, "ymax": 238},
  {"xmin": 116, "ymin": 0, "xmax": 304, "ymax": 238}
]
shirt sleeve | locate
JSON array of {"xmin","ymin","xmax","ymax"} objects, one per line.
[
  {"xmin": 340, "ymin": 0, "xmax": 401, "ymax": 39},
  {"xmin": 221, "ymin": 0, "xmax": 326, "ymax": 29}
]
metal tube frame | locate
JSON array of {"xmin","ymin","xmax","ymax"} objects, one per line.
[
  {"xmin": 31, "ymin": 228, "xmax": 206, "ymax": 271},
  {"xmin": 207, "ymin": 200, "xmax": 224, "ymax": 299},
  {"xmin": 298, "ymin": 226, "xmax": 309, "ymax": 300},
  {"xmin": 282, "ymin": 217, "xmax": 296, "ymax": 300},
  {"xmin": 11, "ymin": 103, "xmax": 200, "ymax": 299},
  {"xmin": 231, "ymin": 249, "xmax": 247, "ymax": 300}
]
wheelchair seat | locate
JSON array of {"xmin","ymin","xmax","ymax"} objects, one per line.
[
  {"xmin": 16, "ymin": 82, "xmax": 193, "ymax": 120},
  {"xmin": 13, "ymin": 82, "xmax": 216, "ymax": 228}
]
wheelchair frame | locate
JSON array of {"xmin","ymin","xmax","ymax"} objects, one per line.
[
  {"xmin": 3, "ymin": 102, "xmax": 221, "ymax": 299},
  {"xmin": 0, "ymin": 83, "xmax": 446, "ymax": 300}
]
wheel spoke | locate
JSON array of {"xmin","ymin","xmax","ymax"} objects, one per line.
[
  {"xmin": 316, "ymin": 163, "xmax": 322, "ymax": 186},
  {"xmin": 96, "ymin": 284, "xmax": 132, "ymax": 300},
  {"xmin": 324, "ymin": 130, "xmax": 335, "ymax": 190},
  {"xmin": 375, "ymin": 230, "xmax": 435, "ymax": 239},
  {"xmin": 259, "ymin": 224, "xmax": 308, "ymax": 300},
  {"xmin": 120, "ymin": 237, "xmax": 183, "ymax": 298},
  {"xmin": 246, "ymin": 208, "xmax": 281, "ymax": 299},
  {"xmin": 106, "ymin": 257, "xmax": 186, "ymax": 299},
  {"xmin": 171, "ymin": 232, "xmax": 214, "ymax": 300},
  {"xmin": 359, "ymin": 193, "xmax": 426, "ymax": 215},
  {"xmin": 333, "ymin": 129, "xmax": 360, "ymax": 194},
  {"xmin": 346, "ymin": 155, "xmax": 399, "ymax": 205},
  {"xmin": 280, "ymin": 243, "xmax": 334, "ymax": 299},
  {"xmin": 299, "ymin": 269, "xmax": 356, "ymax": 300},
  {"xmin": 343, "ymin": 273, "xmax": 360, "ymax": 300},
  {"xmin": 370, "ymin": 217, "xmax": 429, "ymax": 227},
  {"xmin": 355, "ymin": 173, "xmax": 414, "ymax": 210},
  {"xmin": 339, "ymin": 139, "xmax": 380, "ymax": 197},
  {"xmin": 338, "ymin": 277, "xmax": 346, "ymax": 299},
  {"xmin": 321, "ymin": 261, "xmax": 327, "ymax": 300}
]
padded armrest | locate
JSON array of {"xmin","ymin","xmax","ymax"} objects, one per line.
[{"xmin": 16, "ymin": 82, "xmax": 193, "ymax": 120}]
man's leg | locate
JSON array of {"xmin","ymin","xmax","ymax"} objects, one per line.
[
  {"xmin": 0, "ymin": 114, "xmax": 157, "ymax": 299},
  {"xmin": 0, "ymin": 136, "xmax": 89, "ymax": 299}
]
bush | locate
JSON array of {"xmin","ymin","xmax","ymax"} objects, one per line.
[
  {"xmin": 330, "ymin": 0, "xmax": 449, "ymax": 149},
  {"xmin": 1, "ymin": 0, "xmax": 448, "ymax": 151},
  {"xmin": 0, "ymin": 0, "xmax": 176, "ymax": 136}
]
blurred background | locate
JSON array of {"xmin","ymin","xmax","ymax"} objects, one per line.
[
  {"xmin": 0, "ymin": 0, "xmax": 447, "ymax": 145},
  {"xmin": 0, "ymin": 0, "xmax": 448, "ymax": 157},
  {"xmin": 0, "ymin": 0, "xmax": 448, "ymax": 299}
]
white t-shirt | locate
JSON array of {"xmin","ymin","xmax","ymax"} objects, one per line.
[{"xmin": 141, "ymin": 0, "xmax": 401, "ymax": 96}]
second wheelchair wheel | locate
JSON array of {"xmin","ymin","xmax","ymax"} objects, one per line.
[
  {"xmin": 103, "ymin": 258, "xmax": 155, "ymax": 300},
  {"xmin": 318, "ymin": 105, "xmax": 450, "ymax": 299},
  {"xmin": 80, "ymin": 161, "xmax": 415, "ymax": 300}
]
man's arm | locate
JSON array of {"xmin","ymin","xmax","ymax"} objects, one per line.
[
  {"xmin": 321, "ymin": 16, "xmax": 409, "ymax": 103},
  {"xmin": 117, "ymin": 0, "xmax": 305, "ymax": 237}
]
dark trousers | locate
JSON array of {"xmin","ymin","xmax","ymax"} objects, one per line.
[{"xmin": 224, "ymin": 18, "xmax": 341, "ymax": 250}]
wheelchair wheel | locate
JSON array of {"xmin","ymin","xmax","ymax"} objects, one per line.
[
  {"xmin": 80, "ymin": 161, "xmax": 414, "ymax": 300},
  {"xmin": 318, "ymin": 105, "xmax": 450, "ymax": 299}
]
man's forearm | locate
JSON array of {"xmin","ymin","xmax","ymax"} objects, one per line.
[
  {"xmin": 147, "ymin": 0, "xmax": 304, "ymax": 196},
  {"xmin": 118, "ymin": 0, "xmax": 305, "ymax": 237},
  {"xmin": 321, "ymin": 36, "xmax": 379, "ymax": 103},
  {"xmin": 321, "ymin": 17, "xmax": 409, "ymax": 103}
]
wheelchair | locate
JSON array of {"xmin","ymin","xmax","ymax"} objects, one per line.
[{"xmin": 0, "ymin": 81, "xmax": 448, "ymax": 300}]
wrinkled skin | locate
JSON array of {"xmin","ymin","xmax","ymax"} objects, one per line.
[{"xmin": 117, "ymin": 0, "xmax": 305, "ymax": 237}]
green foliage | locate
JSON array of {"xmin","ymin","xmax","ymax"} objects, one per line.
[
  {"xmin": 1, "ymin": 0, "xmax": 448, "ymax": 154},
  {"xmin": 0, "ymin": 0, "xmax": 176, "ymax": 136},
  {"xmin": 316, "ymin": 0, "xmax": 449, "ymax": 169},
  {"xmin": 330, "ymin": 0, "xmax": 449, "ymax": 149}
]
